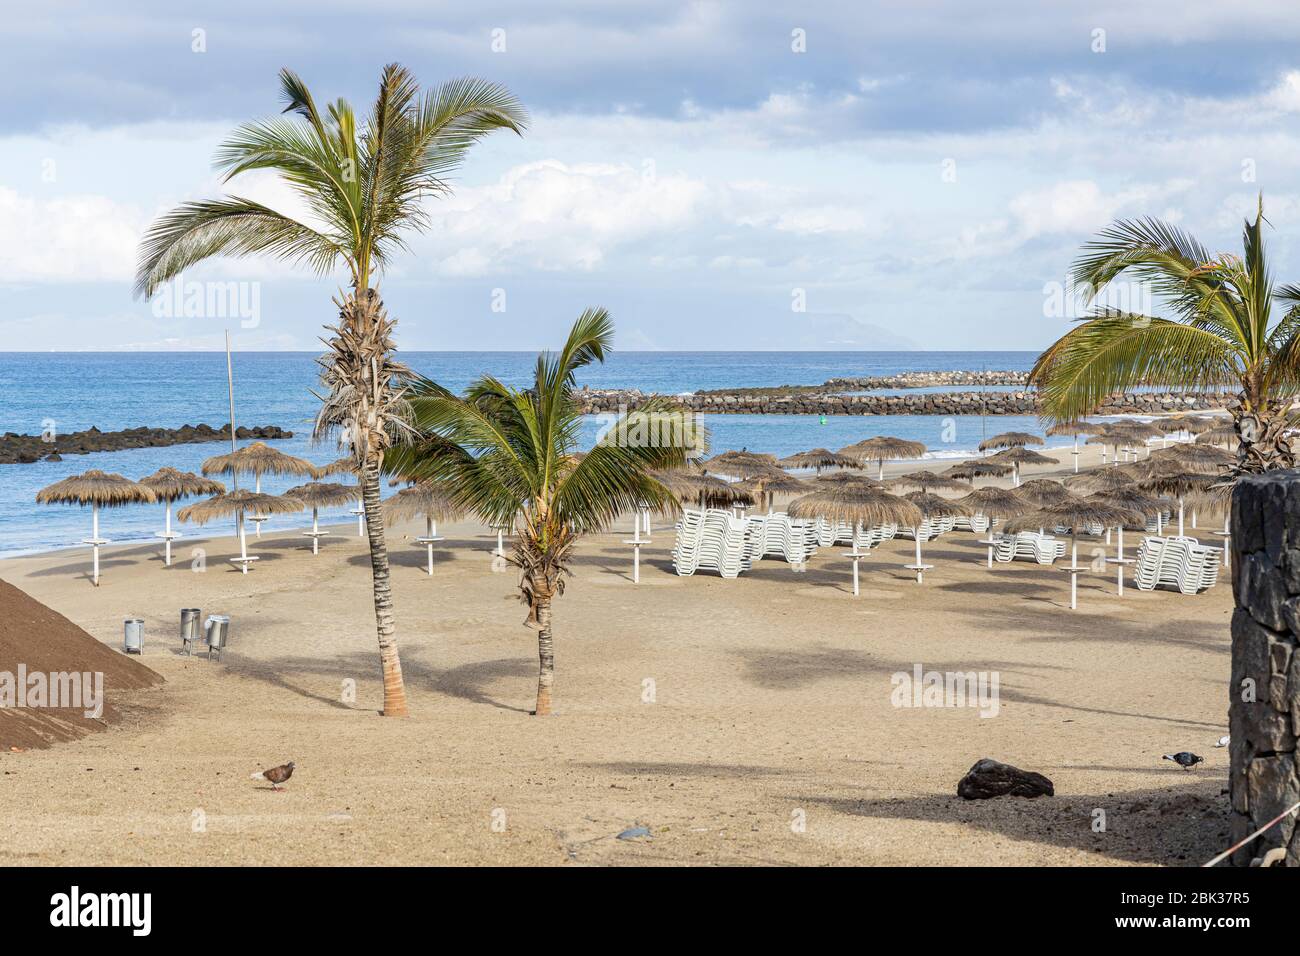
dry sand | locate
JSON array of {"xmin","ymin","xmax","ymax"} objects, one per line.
[{"xmin": 0, "ymin": 443, "xmax": 1234, "ymax": 865}]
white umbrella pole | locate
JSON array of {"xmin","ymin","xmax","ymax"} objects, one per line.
[
  {"xmin": 254, "ymin": 474, "xmax": 263, "ymax": 536},
  {"xmin": 496, "ymin": 528, "xmax": 504, "ymax": 556},
  {"xmin": 238, "ymin": 511, "xmax": 249, "ymax": 572},
  {"xmin": 878, "ymin": 460, "xmax": 884, "ymax": 480},
  {"xmin": 357, "ymin": 500, "xmax": 365, "ymax": 537},
  {"xmin": 914, "ymin": 535, "xmax": 923, "ymax": 584},
  {"xmin": 852, "ymin": 557, "xmax": 860, "ymax": 596},
  {"xmin": 642, "ymin": 507, "xmax": 650, "ymax": 535},
  {"xmin": 1070, "ymin": 537, "xmax": 1078, "ymax": 610},
  {"xmin": 1178, "ymin": 498, "xmax": 1185, "ymax": 538},
  {"xmin": 632, "ymin": 510, "xmax": 641, "ymax": 543},
  {"xmin": 164, "ymin": 502, "xmax": 173, "ymax": 567},
  {"xmin": 1116, "ymin": 525, "xmax": 1125, "ymax": 596},
  {"xmin": 426, "ymin": 515, "xmax": 434, "ymax": 575},
  {"xmin": 312, "ymin": 506, "xmax": 320, "ymax": 555},
  {"xmin": 91, "ymin": 501, "xmax": 100, "ymax": 587}
]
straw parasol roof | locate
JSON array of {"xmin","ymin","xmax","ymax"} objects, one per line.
[
  {"xmin": 704, "ymin": 450, "xmax": 780, "ymax": 479},
  {"xmin": 282, "ymin": 482, "xmax": 360, "ymax": 510},
  {"xmin": 839, "ymin": 436, "xmax": 927, "ymax": 461},
  {"xmin": 1064, "ymin": 468, "xmax": 1136, "ymax": 494},
  {"xmin": 1195, "ymin": 423, "xmax": 1237, "ymax": 446},
  {"xmin": 176, "ymin": 489, "xmax": 304, "ymax": 526},
  {"xmin": 1046, "ymin": 420, "xmax": 1106, "ymax": 437},
  {"xmin": 788, "ymin": 485, "xmax": 922, "ymax": 527},
  {"xmin": 778, "ymin": 448, "xmax": 863, "ymax": 471},
  {"xmin": 1149, "ymin": 442, "xmax": 1233, "ymax": 473},
  {"xmin": 957, "ymin": 486, "xmax": 1028, "ymax": 518},
  {"xmin": 979, "ymin": 431, "xmax": 1044, "ymax": 451},
  {"xmin": 139, "ymin": 467, "xmax": 226, "ymax": 503},
  {"xmin": 815, "ymin": 472, "xmax": 882, "ymax": 487},
  {"xmin": 903, "ymin": 491, "xmax": 972, "ymax": 518},
  {"xmin": 988, "ymin": 446, "xmax": 1055, "ymax": 466},
  {"xmin": 201, "ymin": 441, "xmax": 317, "ymax": 478},
  {"xmin": 653, "ymin": 469, "xmax": 753, "ymax": 508},
  {"xmin": 945, "ymin": 459, "xmax": 1013, "ymax": 480},
  {"xmin": 1090, "ymin": 486, "xmax": 1163, "ymax": 521},
  {"xmin": 1006, "ymin": 499, "xmax": 1133, "ymax": 535},
  {"xmin": 1014, "ymin": 478, "xmax": 1074, "ymax": 508},
  {"xmin": 382, "ymin": 482, "xmax": 467, "ymax": 523},
  {"xmin": 1135, "ymin": 460, "xmax": 1219, "ymax": 499},
  {"xmin": 36, "ymin": 470, "xmax": 157, "ymax": 507},
  {"xmin": 735, "ymin": 472, "xmax": 812, "ymax": 498},
  {"xmin": 313, "ymin": 457, "xmax": 357, "ymax": 479},
  {"xmin": 888, "ymin": 470, "xmax": 972, "ymax": 493},
  {"xmin": 1107, "ymin": 420, "xmax": 1163, "ymax": 441}
]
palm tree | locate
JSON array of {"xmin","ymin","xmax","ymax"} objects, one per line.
[
  {"xmin": 1030, "ymin": 198, "xmax": 1300, "ymax": 474},
  {"xmin": 134, "ymin": 65, "xmax": 527, "ymax": 716},
  {"xmin": 385, "ymin": 309, "xmax": 701, "ymax": 715}
]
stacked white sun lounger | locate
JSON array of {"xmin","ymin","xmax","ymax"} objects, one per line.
[
  {"xmin": 991, "ymin": 531, "xmax": 1067, "ymax": 565},
  {"xmin": 1144, "ymin": 511, "xmax": 1174, "ymax": 534},
  {"xmin": 898, "ymin": 516, "xmax": 953, "ymax": 541},
  {"xmin": 742, "ymin": 512, "xmax": 818, "ymax": 565},
  {"xmin": 848, "ymin": 523, "xmax": 897, "ymax": 551},
  {"xmin": 955, "ymin": 513, "xmax": 990, "ymax": 533},
  {"xmin": 1133, "ymin": 535, "xmax": 1221, "ymax": 594},
  {"xmin": 672, "ymin": 507, "xmax": 755, "ymax": 578}
]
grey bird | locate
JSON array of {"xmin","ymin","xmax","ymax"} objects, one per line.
[{"xmin": 1162, "ymin": 752, "xmax": 1203, "ymax": 770}]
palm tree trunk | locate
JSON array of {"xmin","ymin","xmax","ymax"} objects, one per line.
[
  {"xmin": 361, "ymin": 452, "xmax": 409, "ymax": 717},
  {"xmin": 1234, "ymin": 403, "xmax": 1296, "ymax": 474},
  {"xmin": 535, "ymin": 596, "xmax": 555, "ymax": 716}
]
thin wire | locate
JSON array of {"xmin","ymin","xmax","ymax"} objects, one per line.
[{"xmin": 1202, "ymin": 799, "xmax": 1300, "ymax": 867}]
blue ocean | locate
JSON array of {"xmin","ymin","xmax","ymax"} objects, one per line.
[{"xmin": 0, "ymin": 351, "xmax": 1047, "ymax": 557}]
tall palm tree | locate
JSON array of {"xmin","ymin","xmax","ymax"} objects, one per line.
[
  {"xmin": 134, "ymin": 65, "xmax": 527, "ymax": 716},
  {"xmin": 385, "ymin": 309, "xmax": 702, "ymax": 715},
  {"xmin": 1030, "ymin": 198, "xmax": 1300, "ymax": 474}
]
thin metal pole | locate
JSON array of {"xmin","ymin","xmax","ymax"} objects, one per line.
[{"xmin": 225, "ymin": 330, "xmax": 239, "ymax": 493}]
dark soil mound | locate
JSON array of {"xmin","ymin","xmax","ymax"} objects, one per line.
[{"xmin": 0, "ymin": 578, "xmax": 162, "ymax": 750}]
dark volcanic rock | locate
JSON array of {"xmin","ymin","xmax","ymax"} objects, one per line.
[
  {"xmin": 0, "ymin": 423, "xmax": 293, "ymax": 465},
  {"xmin": 957, "ymin": 758, "xmax": 1055, "ymax": 800}
]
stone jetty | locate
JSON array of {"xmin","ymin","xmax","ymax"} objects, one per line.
[
  {"xmin": 575, "ymin": 386, "xmax": 1233, "ymax": 417},
  {"xmin": 0, "ymin": 424, "xmax": 293, "ymax": 465}
]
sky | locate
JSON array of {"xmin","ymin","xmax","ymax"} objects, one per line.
[{"xmin": 4, "ymin": 0, "xmax": 1300, "ymax": 351}]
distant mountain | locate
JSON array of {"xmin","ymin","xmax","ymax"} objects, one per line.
[{"xmin": 753, "ymin": 312, "xmax": 918, "ymax": 350}]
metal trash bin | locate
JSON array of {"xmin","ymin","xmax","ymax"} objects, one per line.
[
  {"xmin": 123, "ymin": 618, "xmax": 144, "ymax": 654},
  {"xmin": 204, "ymin": 614, "xmax": 230, "ymax": 662},
  {"xmin": 180, "ymin": 608, "xmax": 202, "ymax": 654}
]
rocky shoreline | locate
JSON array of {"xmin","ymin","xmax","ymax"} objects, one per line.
[
  {"xmin": 576, "ymin": 387, "xmax": 1234, "ymax": 417},
  {"xmin": 0, "ymin": 424, "xmax": 293, "ymax": 465}
]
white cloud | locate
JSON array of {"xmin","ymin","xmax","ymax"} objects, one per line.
[{"xmin": 0, "ymin": 187, "xmax": 140, "ymax": 282}]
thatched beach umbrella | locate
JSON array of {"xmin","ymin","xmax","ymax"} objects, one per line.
[
  {"xmin": 889, "ymin": 470, "xmax": 972, "ymax": 494},
  {"xmin": 789, "ymin": 486, "xmax": 922, "ymax": 596},
  {"xmin": 1108, "ymin": 420, "xmax": 1163, "ymax": 459},
  {"xmin": 177, "ymin": 489, "xmax": 303, "ymax": 573},
  {"xmin": 1136, "ymin": 460, "xmax": 1219, "ymax": 537},
  {"xmin": 384, "ymin": 482, "xmax": 468, "ymax": 574},
  {"xmin": 313, "ymin": 457, "xmax": 356, "ymax": 479},
  {"xmin": 839, "ymin": 436, "xmax": 927, "ymax": 480},
  {"xmin": 283, "ymin": 482, "xmax": 360, "ymax": 555},
  {"xmin": 139, "ymin": 467, "xmax": 226, "ymax": 566},
  {"xmin": 1008, "ymin": 499, "xmax": 1134, "ymax": 610},
  {"xmin": 944, "ymin": 459, "xmax": 1014, "ymax": 483},
  {"xmin": 1150, "ymin": 442, "xmax": 1233, "ymax": 474},
  {"xmin": 704, "ymin": 450, "xmax": 779, "ymax": 480},
  {"xmin": 779, "ymin": 448, "xmax": 863, "ymax": 474},
  {"xmin": 901, "ymin": 491, "xmax": 972, "ymax": 583},
  {"xmin": 979, "ymin": 431, "xmax": 1044, "ymax": 452},
  {"xmin": 987, "ymin": 446, "xmax": 1055, "ymax": 486},
  {"xmin": 1065, "ymin": 468, "xmax": 1135, "ymax": 494},
  {"xmin": 958, "ymin": 486, "xmax": 1028, "ymax": 567},
  {"xmin": 815, "ymin": 472, "xmax": 882, "ymax": 487},
  {"xmin": 1046, "ymin": 420, "xmax": 1106, "ymax": 472},
  {"xmin": 36, "ymin": 470, "xmax": 158, "ymax": 587},
  {"xmin": 1015, "ymin": 479, "xmax": 1075, "ymax": 534},
  {"xmin": 1091, "ymin": 487, "xmax": 1163, "ymax": 595},
  {"xmin": 735, "ymin": 471, "xmax": 812, "ymax": 514},
  {"xmin": 653, "ymin": 468, "xmax": 754, "ymax": 510},
  {"xmin": 1195, "ymin": 423, "xmax": 1237, "ymax": 447},
  {"xmin": 202, "ymin": 441, "xmax": 317, "ymax": 537}
]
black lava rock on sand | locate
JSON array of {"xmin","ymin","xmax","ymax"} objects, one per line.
[{"xmin": 957, "ymin": 758, "xmax": 1055, "ymax": 799}]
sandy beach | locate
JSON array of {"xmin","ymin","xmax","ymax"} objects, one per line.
[{"xmin": 0, "ymin": 443, "xmax": 1235, "ymax": 866}]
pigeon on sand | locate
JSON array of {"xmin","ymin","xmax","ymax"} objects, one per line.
[
  {"xmin": 251, "ymin": 761, "xmax": 295, "ymax": 791},
  {"xmin": 1162, "ymin": 752, "xmax": 1203, "ymax": 770}
]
